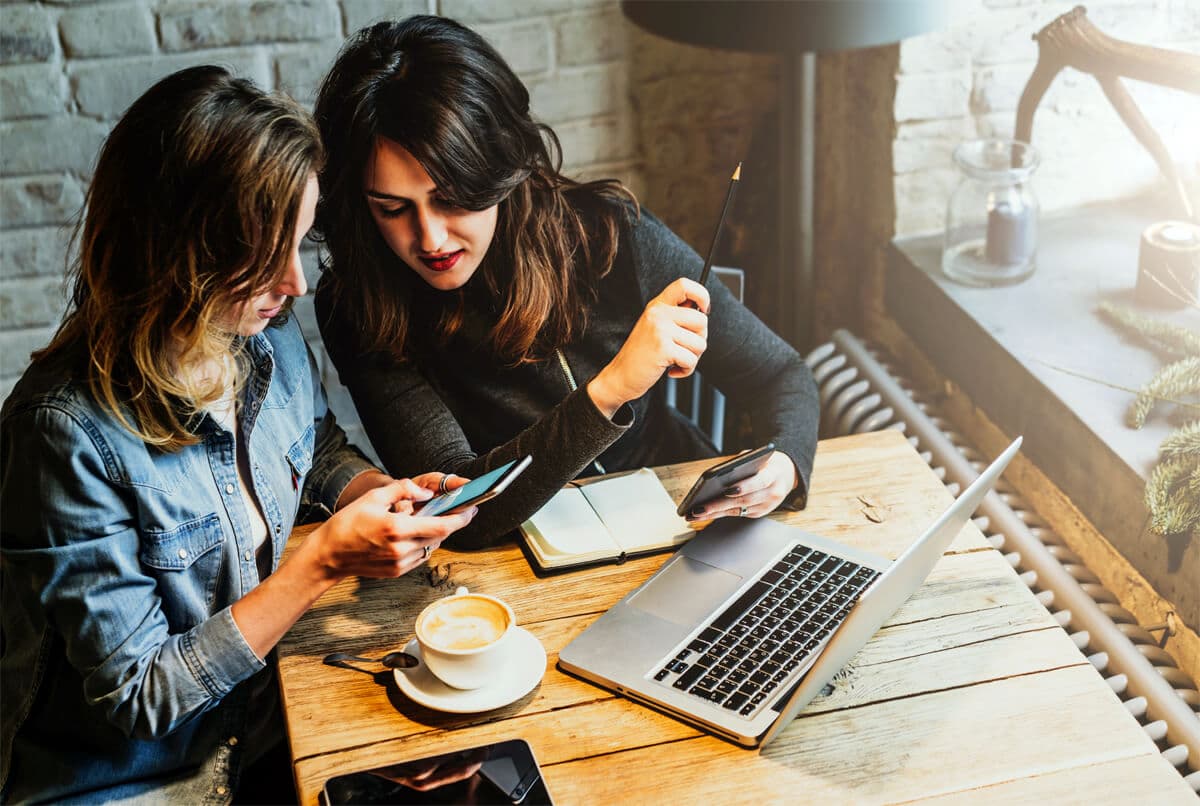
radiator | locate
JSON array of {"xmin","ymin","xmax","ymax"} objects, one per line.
[{"xmin": 806, "ymin": 329, "xmax": 1200, "ymax": 792}]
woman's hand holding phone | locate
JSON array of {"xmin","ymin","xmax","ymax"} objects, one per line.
[
  {"xmin": 587, "ymin": 277, "xmax": 710, "ymax": 419},
  {"xmin": 308, "ymin": 478, "xmax": 477, "ymax": 581},
  {"xmin": 683, "ymin": 448, "xmax": 799, "ymax": 522}
]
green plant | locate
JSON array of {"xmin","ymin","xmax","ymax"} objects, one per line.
[{"xmin": 1099, "ymin": 303, "xmax": 1200, "ymax": 539}]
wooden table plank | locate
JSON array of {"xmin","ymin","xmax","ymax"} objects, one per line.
[
  {"xmin": 909, "ymin": 754, "xmax": 1196, "ymax": 804},
  {"xmin": 542, "ymin": 667, "xmax": 1167, "ymax": 804}
]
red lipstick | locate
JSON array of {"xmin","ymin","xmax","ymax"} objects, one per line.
[{"xmin": 418, "ymin": 250, "xmax": 463, "ymax": 272}]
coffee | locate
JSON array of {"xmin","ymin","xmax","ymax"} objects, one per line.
[{"xmin": 418, "ymin": 595, "xmax": 509, "ymax": 652}]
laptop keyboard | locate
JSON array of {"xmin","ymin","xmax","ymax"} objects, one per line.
[{"xmin": 651, "ymin": 545, "xmax": 881, "ymax": 719}]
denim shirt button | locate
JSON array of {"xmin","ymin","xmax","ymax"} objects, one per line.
[
  {"xmin": 177, "ymin": 548, "xmax": 188, "ymax": 559},
  {"xmin": 274, "ymin": 524, "xmax": 281, "ymax": 534},
  {"xmin": 228, "ymin": 736, "xmax": 238, "ymax": 746},
  {"xmin": 243, "ymin": 550, "xmax": 253, "ymax": 562},
  {"xmin": 215, "ymin": 785, "xmax": 228, "ymax": 796},
  {"xmin": 224, "ymin": 483, "xmax": 235, "ymax": 495}
]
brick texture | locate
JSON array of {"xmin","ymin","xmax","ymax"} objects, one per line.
[
  {"xmin": 0, "ymin": 64, "xmax": 66, "ymax": 119},
  {"xmin": 342, "ymin": 0, "xmax": 428, "ymax": 35},
  {"xmin": 0, "ymin": 5, "xmax": 57, "ymax": 66},
  {"xmin": 159, "ymin": 0, "xmax": 340, "ymax": 52},
  {"xmin": 0, "ymin": 226, "xmax": 71, "ymax": 280},
  {"xmin": 1, "ymin": 175, "xmax": 84, "ymax": 229},
  {"xmin": 71, "ymin": 50, "xmax": 272, "ymax": 119},
  {"xmin": 60, "ymin": 4, "xmax": 156, "ymax": 58}
]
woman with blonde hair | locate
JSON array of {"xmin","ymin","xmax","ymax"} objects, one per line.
[
  {"xmin": 0, "ymin": 65, "xmax": 474, "ymax": 802},
  {"xmin": 314, "ymin": 16, "xmax": 820, "ymax": 547}
]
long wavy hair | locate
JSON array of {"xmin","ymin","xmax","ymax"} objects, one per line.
[
  {"xmin": 33, "ymin": 66, "xmax": 323, "ymax": 451},
  {"xmin": 313, "ymin": 15, "xmax": 635, "ymax": 365}
]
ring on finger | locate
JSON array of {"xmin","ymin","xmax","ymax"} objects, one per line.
[
  {"xmin": 422, "ymin": 544, "xmax": 432, "ymax": 559},
  {"xmin": 437, "ymin": 475, "xmax": 452, "ymax": 494},
  {"xmin": 738, "ymin": 505, "xmax": 749, "ymax": 518}
]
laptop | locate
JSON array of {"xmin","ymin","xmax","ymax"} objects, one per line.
[{"xmin": 558, "ymin": 437, "xmax": 1022, "ymax": 748}]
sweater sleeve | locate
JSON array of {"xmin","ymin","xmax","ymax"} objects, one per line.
[
  {"xmin": 629, "ymin": 209, "xmax": 820, "ymax": 508},
  {"xmin": 315, "ymin": 282, "xmax": 633, "ymax": 547}
]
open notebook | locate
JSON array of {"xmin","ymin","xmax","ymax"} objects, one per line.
[{"xmin": 520, "ymin": 469, "xmax": 699, "ymax": 571}]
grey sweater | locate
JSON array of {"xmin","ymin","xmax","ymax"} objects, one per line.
[{"xmin": 316, "ymin": 203, "xmax": 820, "ymax": 548}]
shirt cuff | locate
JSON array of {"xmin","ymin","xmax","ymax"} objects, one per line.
[
  {"xmin": 312, "ymin": 452, "xmax": 379, "ymax": 514},
  {"xmin": 182, "ymin": 606, "xmax": 267, "ymax": 699}
]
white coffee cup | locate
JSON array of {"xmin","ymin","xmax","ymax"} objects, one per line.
[{"xmin": 415, "ymin": 586, "xmax": 515, "ymax": 690}]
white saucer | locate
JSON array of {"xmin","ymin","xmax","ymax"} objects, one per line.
[{"xmin": 392, "ymin": 627, "xmax": 546, "ymax": 713}]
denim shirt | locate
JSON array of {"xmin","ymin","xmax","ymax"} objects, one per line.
[{"xmin": 0, "ymin": 316, "xmax": 376, "ymax": 803}]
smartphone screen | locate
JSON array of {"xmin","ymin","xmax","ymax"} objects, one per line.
[
  {"xmin": 322, "ymin": 739, "xmax": 553, "ymax": 805},
  {"xmin": 416, "ymin": 456, "xmax": 533, "ymax": 517}
]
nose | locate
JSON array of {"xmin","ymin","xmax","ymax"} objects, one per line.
[
  {"xmin": 276, "ymin": 248, "xmax": 308, "ymax": 298},
  {"xmin": 414, "ymin": 204, "xmax": 449, "ymax": 254}
]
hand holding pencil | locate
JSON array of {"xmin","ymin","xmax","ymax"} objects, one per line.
[{"xmin": 583, "ymin": 162, "xmax": 741, "ymax": 419}]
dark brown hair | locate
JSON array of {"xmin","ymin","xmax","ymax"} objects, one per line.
[
  {"xmin": 313, "ymin": 15, "xmax": 635, "ymax": 364},
  {"xmin": 35, "ymin": 66, "xmax": 323, "ymax": 450}
]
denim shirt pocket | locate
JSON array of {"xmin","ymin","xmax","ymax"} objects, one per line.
[
  {"xmin": 286, "ymin": 423, "xmax": 315, "ymax": 485},
  {"xmin": 140, "ymin": 513, "xmax": 226, "ymax": 622}
]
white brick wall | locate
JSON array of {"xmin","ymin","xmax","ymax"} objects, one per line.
[
  {"xmin": 894, "ymin": 0, "xmax": 1200, "ymax": 235},
  {"xmin": 0, "ymin": 0, "xmax": 641, "ymax": 464}
]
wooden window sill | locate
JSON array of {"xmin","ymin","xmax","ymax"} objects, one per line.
[{"xmin": 884, "ymin": 197, "xmax": 1198, "ymax": 626}]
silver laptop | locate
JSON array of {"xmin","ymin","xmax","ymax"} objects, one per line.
[{"xmin": 559, "ymin": 437, "xmax": 1022, "ymax": 748}]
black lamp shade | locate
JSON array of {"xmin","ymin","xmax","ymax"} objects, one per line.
[{"xmin": 622, "ymin": 0, "xmax": 954, "ymax": 53}]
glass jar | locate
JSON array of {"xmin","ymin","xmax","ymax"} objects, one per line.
[{"xmin": 942, "ymin": 139, "xmax": 1040, "ymax": 286}]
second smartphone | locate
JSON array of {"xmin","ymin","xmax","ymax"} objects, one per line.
[
  {"xmin": 676, "ymin": 443, "xmax": 776, "ymax": 517},
  {"xmin": 415, "ymin": 455, "xmax": 533, "ymax": 517}
]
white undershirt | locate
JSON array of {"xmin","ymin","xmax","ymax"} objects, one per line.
[{"xmin": 206, "ymin": 382, "xmax": 270, "ymax": 553}]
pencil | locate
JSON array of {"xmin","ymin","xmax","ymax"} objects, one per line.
[{"xmin": 698, "ymin": 161, "xmax": 742, "ymax": 287}]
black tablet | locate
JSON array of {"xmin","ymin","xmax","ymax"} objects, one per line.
[{"xmin": 322, "ymin": 738, "xmax": 553, "ymax": 805}]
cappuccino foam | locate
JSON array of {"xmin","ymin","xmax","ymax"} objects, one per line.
[{"xmin": 419, "ymin": 596, "xmax": 509, "ymax": 651}]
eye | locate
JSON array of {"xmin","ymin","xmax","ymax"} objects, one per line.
[{"xmin": 373, "ymin": 199, "xmax": 410, "ymax": 218}]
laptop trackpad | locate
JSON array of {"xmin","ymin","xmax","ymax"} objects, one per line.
[{"xmin": 628, "ymin": 555, "xmax": 743, "ymax": 626}]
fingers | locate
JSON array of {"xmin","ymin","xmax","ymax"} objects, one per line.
[
  {"xmin": 399, "ymin": 506, "xmax": 478, "ymax": 540},
  {"xmin": 411, "ymin": 472, "xmax": 471, "ymax": 493},
  {"xmin": 650, "ymin": 300, "xmax": 708, "ymax": 336},
  {"xmin": 664, "ymin": 328, "xmax": 706, "ymax": 379},
  {"xmin": 443, "ymin": 474, "xmax": 469, "ymax": 491},
  {"xmin": 356, "ymin": 537, "xmax": 445, "ymax": 577},
  {"xmin": 685, "ymin": 455, "xmax": 794, "ymax": 521},
  {"xmin": 371, "ymin": 478, "xmax": 433, "ymax": 506},
  {"xmin": 657, "ymin": 277, "xmax": 711, "ymax": 313}
]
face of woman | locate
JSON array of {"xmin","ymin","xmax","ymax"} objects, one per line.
[
  {"xmin": 224, "ymin": 174, "xmax": 318, "ymax": 337},
  {"xmin": 363, "ymin": 137, "xmax": 499, "ymax": 292}
]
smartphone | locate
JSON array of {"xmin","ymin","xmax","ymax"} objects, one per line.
[
  {"xmin": 675, "ymin": 443, "xmax": 776, "ymax": 516},
  {"xmin": 415, "ymin": 456, "xmax": 533, "ymax": 517},
  {"xmin": 321, "ymin": 738, "xmax": 553, "ymax": 805}
]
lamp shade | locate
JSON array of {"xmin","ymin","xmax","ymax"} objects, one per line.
[{"xmin": 622, "ymin": 0, "xmax": 955, "ymax": 53}]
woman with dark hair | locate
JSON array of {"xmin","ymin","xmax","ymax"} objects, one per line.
[
  {"xmin": 0, "ymin": 66, "xmax": 474, "ymax": 802},
  {"xmin": 314, "ymin": 15, "xmax": 820, "ymax": 547}
]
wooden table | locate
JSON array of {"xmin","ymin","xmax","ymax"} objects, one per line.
[{"xmin": 276, "ymin": 431, "xmax": 1193, "ymax": 804}]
